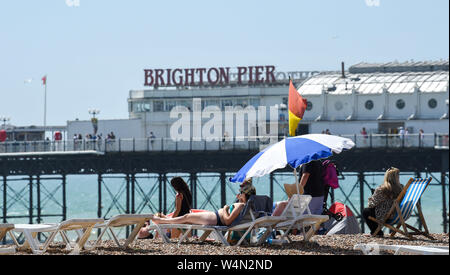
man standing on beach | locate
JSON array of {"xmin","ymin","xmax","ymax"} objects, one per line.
[{"xmin": 299, "ymin": 160, "xmax": 325, "ymax": 215}]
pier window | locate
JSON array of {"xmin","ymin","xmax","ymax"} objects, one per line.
[
  {"xmin": 335, "ymin": 101, "xmax": 343, "ymax": 111},
  {"xmin": 165, "ymin": 100, "xmax": 177, "ymax": 112},
  {"xmin": 365, "ymin": 100, "xmax": 374, "ymax": 110},
  {"xmin": 250, "ymin": 98, "xmax": 261, "ymax": 108},
  {"xmin": 428, "ymin": 98, "xmax": 437, "ymax": 109},
  {"xmin": 236, "ymin": 98, "xmax": 248, "ymax": 108},
  {"xmin": 396, "ymin": 99, "xmax": 405, "ymax": 110},
  {"xmin": 221, "ymin": 99, "xmax": 233, "ymax": 110},
  {"xmin": 153, "ymin": 100, "xmax": 164, "ymax": 112},
  {"xmin": 306, "ymin": 101, "xmax": 313, "ymax": 111},
  {"xmin": 177, "ymin": 100, "xmax": 192, "ymax": 110},
  {"xmin": 203, "ymin": 99, "xmax": 220, "ymax": 109}
]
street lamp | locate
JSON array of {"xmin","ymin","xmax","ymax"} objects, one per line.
[
  {"xmin": 88, "ymin": 109, "xmax": 100, "ymax": 135},
  {"xmin": 88, "ymin": 109, "xmax": 100, "ymax": 119},
  {"xmin": 0, "ymin": 116, "xmax": 10, "ymax": 129}
]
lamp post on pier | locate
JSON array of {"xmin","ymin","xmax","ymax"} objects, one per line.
[
  {"xmin": 0, "ymin": 116, "xmax": 10, "ymax": 130},
  {"xmin": 89, "ymin": 109, "xmax": 100, "ymax": 135}
]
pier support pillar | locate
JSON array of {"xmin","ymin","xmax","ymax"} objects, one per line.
[
  {"xmin": 220, "ymin": 172, "xmax": 226, "ymax": 208},
  {"xmin": 29, "ymin": 176, "xmax": 33, "ymax": 224},
  {"xmin": 2, "ymin": 175, "xmax": 6, "ymax": 224},
  {"xmin": 190, "ymin": 173, "xmax": 197, "ymax": 209},
  {"xmin": 62, "ymin": 174, "xmax": 67, "ymax": 221},
  {"xmin": 269, "ymin": 173, "xmax": 274, "ymax": 201},
  {"xmin": 358, "ymin": 172, "xmax": 365, "ymax": 233}
]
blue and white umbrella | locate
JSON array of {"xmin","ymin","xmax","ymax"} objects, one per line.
[{"xmin": 230, "ymin": 134, "xmax": 355, "ymax": 183}]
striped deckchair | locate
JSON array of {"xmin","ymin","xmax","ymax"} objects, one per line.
[{"xmin": 369, "ymin": 177, "xmax": 433, "ymax": 240}]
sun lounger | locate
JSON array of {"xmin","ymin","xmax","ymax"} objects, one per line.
[
  {"xmin": 0, "ymin": 224, "xmax": 16, "ymax": 255},
  {"xmin": 149, "ymin": 195, "xmax": 287, "ymax": 246},
  {"xmin": 274, "ymin": 194, "xmax": 329, "ymax": 242},
  {"xmin": 0, "ymin": 223, "xmax": 14, "ymax": 243},
  {"xmin": 94, "ymin": 214, "xmax": 154, "ymax": 248},
  {"xmin": 369, "ymin": 177, "xmax": 434, "ymax": 240},
  {"xmin": 354, "ymin": 243, "xmax": 449, "ymax": 255},
  {"xmin": 11, "ymin": 218, "xmax": 103, "ymax": 254}
]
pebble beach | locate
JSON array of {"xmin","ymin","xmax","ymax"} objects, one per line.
[{"xmin": 3, "ymin": 233, "xmax": 448, "ymax": 255}]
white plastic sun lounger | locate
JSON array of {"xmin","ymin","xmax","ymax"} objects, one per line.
[
  {"xmin": 94, "ymin": 214, "xmax": 154, "ymax": 248},
  {"xmin": 149, "ymin": 195, "xmax": 286, "ymax": 246},
  {"xmin": 274, "ymin": 194, "xmax": 329, "ymax": 242},
  {"xmin": 0, "ymin": 223, "xmax": 15, "ymax": 242},
  {"xmin": 354, "ymin": 243, "xmax": 449, "ymax": 255},
  {"xmin": 11, "ymin": 218, "xmax": 103, "ymax": 254},
  {"xmin": 150, "ymin": 215, "xmax": 286, "ymax": 246},
  {"xmin": 0, "ymin": 224, "xmax": 16, "ymax": 255}
]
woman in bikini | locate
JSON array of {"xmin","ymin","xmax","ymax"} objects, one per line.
[
  {"xmin": 138, "ymin": 176, "xmax": 193, "ymax": 239},
  {"xmin": 151, "ymin": 183, "xmax": 256, "ymax": 226}
]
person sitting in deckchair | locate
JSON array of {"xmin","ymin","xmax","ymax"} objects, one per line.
[
  {"xmin": 362, "ymin": 167, "xmax": 403, "ymax": 237},
  {"xmin": 151, "ymin": 184, "xmax": 256, "ymax": 226}
]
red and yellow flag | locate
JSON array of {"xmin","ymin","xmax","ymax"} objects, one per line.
[{"xmin": 288, "ymin": 79, "xmax": 307, "ymax": 136}]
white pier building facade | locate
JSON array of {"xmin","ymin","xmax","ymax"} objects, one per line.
[{"xmin": 124, "ymin": 61, "xmax": 448, "ymax": 140}]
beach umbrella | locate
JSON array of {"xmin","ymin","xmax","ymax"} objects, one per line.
[{"xmin": 230, "ymin": 134, "xmax": 355, "ymax": 183}]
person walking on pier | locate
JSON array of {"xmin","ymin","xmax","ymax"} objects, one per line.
[{"xmin": 362, "ymin": 167, "xmax": 403, "ymax": 237}]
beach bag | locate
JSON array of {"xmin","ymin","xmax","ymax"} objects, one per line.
[{"xmin": 322, "ymin": 160, "xmax": 339, "ymax": 189}]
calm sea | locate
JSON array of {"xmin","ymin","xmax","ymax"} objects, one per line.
[{"xmin": 2, "ymin": 172, "xmax": 448, "ymax": 241}]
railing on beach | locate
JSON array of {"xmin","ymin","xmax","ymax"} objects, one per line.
[{"xmin": 0, "ymin": 133, "xmax": 448, "ymax": 154}]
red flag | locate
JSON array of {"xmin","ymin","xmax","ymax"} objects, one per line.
[
  {"xmin": 288, "ymin": 79, "xmax": 307, "ymax": 136},
  {"xmin": 42, "ymin": 76, "xmax": 47, "ymax": 85}
]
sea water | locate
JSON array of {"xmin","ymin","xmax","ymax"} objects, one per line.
[{"xmin": 1, "ymin": 172, "xmax": 448, "ymax": 241}]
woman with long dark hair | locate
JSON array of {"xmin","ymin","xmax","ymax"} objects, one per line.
[
  {"xmin": 138, "ymin": 177, "xmax": 193, "ymax": 239},
  {"xmin": 169, "ymin": 176, "xmax": 193, "ymax": 218}
]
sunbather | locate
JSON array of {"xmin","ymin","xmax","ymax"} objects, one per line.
[
  {"xmin": 151, "ymin": 184, "xmax": 256, "ymax": 226},
  {"xmin": 138, "ymin": 176, "xmax": 192, "ymax": 239}
]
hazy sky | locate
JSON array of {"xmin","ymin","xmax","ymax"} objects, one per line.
[{"xmin": 0, "ymin": 0, "xmax": 448, "ymax": 126}]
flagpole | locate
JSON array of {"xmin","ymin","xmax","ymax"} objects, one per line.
[{"xmin": 43, "ymin": 75, "xmax": 47, "ymax": 138}]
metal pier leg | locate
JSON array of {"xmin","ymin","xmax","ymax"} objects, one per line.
[
  {"xmin": 131, "ymin": 174, "xmax": 135, "ymax": 214},
  {"xmin": 163, "ymin": 173, "xmax": 167, "ymax": 214},
  {"xmin": 190, "ymin": 173, "xmax": 198, "ymax": 209},
  {"xmin": 442, "ymin": 151, "xmax": 449, "ymax": 234},
  {"xmin": 126, "ymin": 174, "xmax": 130, "ymax": 237},
  {"xmin": 359, "ymin": 172, "xmax": 365, "ymax": 233},
  {"xmin": 29, "ymin": 176, "xmax": 33, "ymax": 224},
  {"xmin": 442, "ymin": 172, "xmax": 448, "ymax": 233},
  {"xmin": 158, "ymin": 173, "xmax": 163, "ymax": 213},
  {"xmin": 270, "ymin": 173, "xmax": 274, "ymax": 201},
  {"xmin": 2, "ymin": 175, "xmax": 6, "ymax": 245},
  {"xmin": 220, "ymin": 172, "xmax": 226, "ymax": 208},
  {"xmin": 97, "ymin": 174, "xmax": 102, "ymax": 236},
  {"xmin": 62, "ymin": 174, "xmax": 67, "ymax": 221},
  {"xmin": 37, "ymin": 175, "xmax": 41, "ymax": 224},
  {"xmin": 3, "ymin": 175, "xmax": 6, "ymax": 224}
]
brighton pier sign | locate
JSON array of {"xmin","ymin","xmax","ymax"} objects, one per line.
[{"xmin": 143, "ymin": 66, "xmax": 319, "ymax": 88}]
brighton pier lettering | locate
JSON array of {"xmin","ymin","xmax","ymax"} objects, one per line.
[{"xmin": 144, "ymin": 66, "xmax": 276, "ymax": 87}]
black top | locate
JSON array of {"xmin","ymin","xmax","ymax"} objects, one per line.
[
  {"xmin": 299, "ymin": 160, "xmax": 324, "ymax": 197},
  {"xmin": 177, "ymin": 193, "xmax": 192, "ymax": 217}
]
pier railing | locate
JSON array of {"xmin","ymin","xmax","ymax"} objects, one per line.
[{"xmin": 0, "ymin": 133, "xmax": 448, "ymax": 154}]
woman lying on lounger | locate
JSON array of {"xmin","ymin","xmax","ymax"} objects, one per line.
[{"xmin": 151, "ymin": 183, "xmax": 256, "ymax": 226}]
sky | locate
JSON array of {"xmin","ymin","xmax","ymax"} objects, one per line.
[{"xmin": 0, "ymin": 0, "xmax": 448, "ymax": 127}]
